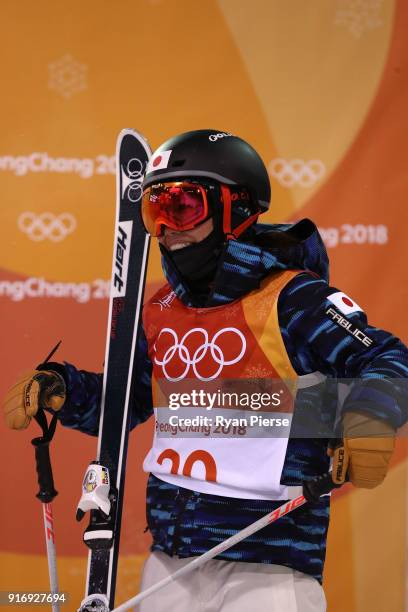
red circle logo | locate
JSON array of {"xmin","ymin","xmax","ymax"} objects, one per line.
[
  {"xmin": 342, "ymin": 296, "xmax": 354, "ymax": 307},
  {"xmin": 153, "ymin": 156, "xmax": 162, "ymax": 167}
]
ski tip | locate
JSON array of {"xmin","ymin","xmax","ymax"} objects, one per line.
[
  {"xmin": 116, "ymin": 129, "xmax": 152, "ymax": 155},
  {"xmin": 118, "ymin": 128, "xmax": 149, "ymax": 144}
]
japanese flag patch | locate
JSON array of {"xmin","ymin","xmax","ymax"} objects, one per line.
[
  {"xmin": 146, "ymin": 149, "xmax": 172, "ymax": 174},
  {"xmin": 327, "ymin": 292, "xmax": 363, "ymax": 315}
]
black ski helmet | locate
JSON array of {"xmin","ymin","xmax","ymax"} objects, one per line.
[{"xmin": 143, "ymin": 129, "xmax": 271, "ymax": 212}]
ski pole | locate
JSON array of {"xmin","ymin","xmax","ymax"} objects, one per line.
[
  {"xmin": 32, "ymin": 410, "xmax": 60, "ymax": 612},
  {"xmin": 112, "ymin": 471, "xmax": 342, "ymax": 612},
  {"xmin": 31, "ymin": 341, "xmax": 62, "ymax": 612}
]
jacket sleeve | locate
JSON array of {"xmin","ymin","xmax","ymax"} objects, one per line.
[
  {"xmin": 42, "ymin": 325, "xmax": 153, "ymax": 436},
  {"xmin": 278, "ymin": 272, "xmax": 408, "ymax": 429}
]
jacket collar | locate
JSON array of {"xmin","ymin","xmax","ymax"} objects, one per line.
[{"xmin": 160, "ymin": 218, "xmax": 329, "ymax": 307}]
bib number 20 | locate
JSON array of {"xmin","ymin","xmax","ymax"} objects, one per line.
[{"xmin": 157, "ymin": 449, "xmax": 217, "ymax": 482}]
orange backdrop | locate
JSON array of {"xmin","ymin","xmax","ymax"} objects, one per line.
[{"xmin": 1, "ymin": 1, "xmax": 407, "ymax": 611}]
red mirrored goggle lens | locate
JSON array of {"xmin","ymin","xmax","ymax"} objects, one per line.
[{"xmin": 142, "ymin": 182, "xmax": 209, "ymax": 236}]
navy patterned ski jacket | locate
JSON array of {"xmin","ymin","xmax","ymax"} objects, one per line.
[{"xmin": 47, "ymin": 219, "xmax": 408, "ymax": 583}]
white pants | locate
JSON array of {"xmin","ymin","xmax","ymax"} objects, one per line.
[{"xmin": 139, "ymin": 551, "xmax": 326, "ymax": 612}]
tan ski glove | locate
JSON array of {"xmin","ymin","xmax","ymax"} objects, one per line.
[
  {"xmin": 330, "ymin": 411, "xmax": 395, "ymax": 488},
  {"xmin": 3, "ymin": 370, "xmax": 66, "ymax": 430}
]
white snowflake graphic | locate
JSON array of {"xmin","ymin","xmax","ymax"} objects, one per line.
[
  {"xmin": 146, "ymin": 323, "xmax": 159, "ymax": 340},
  {"xmin": 244, "ymin": 364, "xmax": 274, "ymax": 379},
  {"xmin": 221, "ymin": 302, "xmax": 241, "ymax": 320},
  {"xmin": 242, "ymin": 290, "xmax": 275, "ymax": 322},
  {"xmin": 251, "ymin": 297, "xmax": 274, "ymax": 321},
  {"xmin": 48, "ymin": 54, "xmax": 87, "ymax": 99},
  {"xmin": 335, "ymin": 0, "xmax": 384, "ymax": 38}
]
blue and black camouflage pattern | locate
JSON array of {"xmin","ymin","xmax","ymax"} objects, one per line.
[
  {"xmin": 146, "ymin": 473, "xmax": 330, "ymax": 582},
  {"xmin": 48, "ymin": 218, "xmax": 408, "ymax": 582}
]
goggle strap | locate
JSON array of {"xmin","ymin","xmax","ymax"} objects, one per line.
[
  {"xmin": 221, "ymin": 185, "xmax": 260, "ymax": 240},
  {"xmin": 232, "ymin": 212, "xmax": 261, "ymax": 239},
  {"xmin": 221, "ymin": 185, "xmax": 233, "ymax": 238}
]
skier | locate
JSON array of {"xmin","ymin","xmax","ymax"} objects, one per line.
[{"xmin": 4, "ymin": 129, "xmax": 408, "ymax": 612}]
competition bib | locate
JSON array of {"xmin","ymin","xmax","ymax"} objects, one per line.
[{"xmin": 142, "ymin": 270, "xmax": 301, "ymax": 500}]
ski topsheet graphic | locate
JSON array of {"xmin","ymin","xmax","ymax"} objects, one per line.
[{"xmin": 77, "ymin": 130, "xmax": 151, "ymax": 611}]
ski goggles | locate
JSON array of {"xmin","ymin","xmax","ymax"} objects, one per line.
[{"xmin": 141, "ymin": 181, "xmax": 210, "ymax": 237}]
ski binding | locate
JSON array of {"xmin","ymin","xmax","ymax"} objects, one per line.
[
  {"xmin": 78, "ymin": 593, "xmax": 110, "ymax": 612},
  {"xmin": 76, "ymin": 462, "xmax": 117, "ymax": 549}
]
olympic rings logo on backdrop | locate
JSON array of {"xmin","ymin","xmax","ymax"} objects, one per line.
[
  {"xmin": 154, "ymin": 327, "xmax": 247, "ymax": 381},
  {"xmin": 121, "ymin": 157, "xmax": 145, "ymax": 203},
  {"xmin": 269, "ymin": 158, "xmax": 326, "ymax": 188},
  {"xmin": 18, "ymin": 212, "xmax": 77, "ymax": 242}
]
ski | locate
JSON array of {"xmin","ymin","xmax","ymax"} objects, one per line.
[{"xmin": 77, "ymin": 129, "xmax": 151, "ymax": 611}]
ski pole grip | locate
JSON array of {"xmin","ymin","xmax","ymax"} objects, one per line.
[
  {"xmin": 32, "ymin": 439, "xmax": 58, "ymax": 503},
  {"xmin": 303, "ymin": 472, "xmax": 342, "ymax": 503}
]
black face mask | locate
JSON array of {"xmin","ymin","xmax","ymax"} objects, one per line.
[{"xmin": 160, "ymin": 229, "xmax": 224, "ymax": 297}]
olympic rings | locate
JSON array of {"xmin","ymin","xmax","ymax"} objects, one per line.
[
  {"xmin": 18, "ymin": 212, "xmax": 77, "ymax": 242},
  {"xmin": 154, "ymin": 326, "xmax": 247, "ymax": 381},
  {"xmin": 122, "ymin": 157, "xmax": 145, "ymax": 203},
  {"xmin": 269, "ymin": 158, "xmax": 326, "ymax": 188}
]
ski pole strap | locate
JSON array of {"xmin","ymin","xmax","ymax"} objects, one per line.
[
  {"xmin": 302, "ymin": 471, "xmax": 342, "ymax": 502},
  {"xmin": 303, "ymin": 438, "xmax": 347, "ymax": 502},
  {"xmin": 41, "ymin": 340, "xmax": 62, "ymax": 365},
  {"xmin": 32, "ymin": 412, "xmax": 58, "ymax": 503},
  {"xmin": 34, "ymin": 410, "xmax": 58, "ymax": 443}
]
